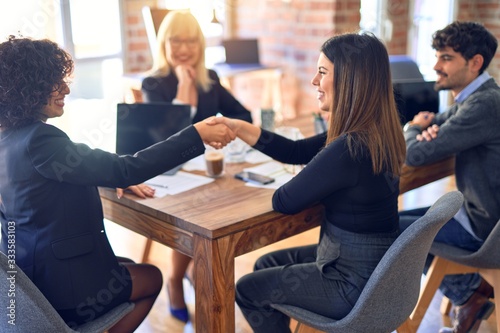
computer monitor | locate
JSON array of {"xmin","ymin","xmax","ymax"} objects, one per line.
[
  {"xmin": 393, "ymin": 80, "xmax": 440, "ymax": 125},
  {"xmin": 116, "ymin": 103, "xmax": 192, "ymax": 174},
  {"xmin": 222, "ymin": 39, "xmax": 260, "ymax": 65}
]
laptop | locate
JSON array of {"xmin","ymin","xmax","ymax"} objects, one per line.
[
  {"xmin": 222, "ymin": 38, "xmax": 261, "ymax": 66},
  {"xmin": 116, "ymin": 102, "xmax": 191, "ymax": 174}
]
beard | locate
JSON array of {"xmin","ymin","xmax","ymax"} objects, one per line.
[
  {"xmin": 434, "ymin": 66, "xmax": 470, "ymax": 93},
  {"xmin": 434, "ymin": 71, "xmax": 450, "ymax": 91},
  {"xmin": 434, "ymin": 81, "xmax": 449, "ymax": 91}
]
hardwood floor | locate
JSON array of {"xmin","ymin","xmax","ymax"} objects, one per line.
[{"xmin": 105, "ymin": 176, "xmax": 497, "ymax": 333}]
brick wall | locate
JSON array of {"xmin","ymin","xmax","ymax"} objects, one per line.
[
  {"xmin": 231, "ymin": 0, "xmax": 360, "ymax": 117},
  {"xmin": 122, "ymin": 0, "xmax": 157, "ymax": 73},
  {"xmin": 386, "ymin": 0, "xmax": 410, "ymax": 55},
  {"xmin": 456, "ymin": 0, "xmax": 500, "ymax": 81}
]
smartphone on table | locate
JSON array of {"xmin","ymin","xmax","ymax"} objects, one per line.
[{"xmin": 234, "ymin": 171, "xmax": 275, "ymax": 185}]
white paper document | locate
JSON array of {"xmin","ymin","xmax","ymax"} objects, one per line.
[
  {"xmin": 243, "ymin": 149, "xmax": 273, "ymax": 164},
  {"xmin": 145, "ymin": 171, "xmax": 214, "ymax": 197},
  {"xmin": 181, "ymin": 154, "xmax": 206, "ymax": 172}
]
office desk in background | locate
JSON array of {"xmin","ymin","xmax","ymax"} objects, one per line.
[
  {"xmin": 101, "ymin": 115, "xmax": 319, "ymax": 332},
  {"xmin": 211, "ymin": 63, "xmax": 283, "ymax": 111}
]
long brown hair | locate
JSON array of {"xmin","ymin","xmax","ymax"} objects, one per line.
[{"xmin": 321, "ymin": 32, "xmax": 405, "ymax": 176}]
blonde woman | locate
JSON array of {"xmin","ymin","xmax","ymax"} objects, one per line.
[{"xmin": 142, "ymin": 11, "xmax": 253, "ymax": 123}]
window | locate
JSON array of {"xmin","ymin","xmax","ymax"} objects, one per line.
[
  {"xmin": 59, "ymin": 0, "xmax": 123, "ymax": 99},
  {"xmin": 409, "ymin": 0, "xmax": 455, "ymax": 80},
  {"xmin": 66, "ymin": 0, "xmax": 121, "ymax": 59},
  {"xmin": 410, "ymin": 0, "xmax": 455, "ymax": 111},
  {"xmin": 360, "ymin": 0, "xmax": 383, "ymax": 37},
  {"xmin": 360, "ymin": 0, "xmax": 393, "ymax": 42},
  {"xmin": 0, "ymin": 1, "xmax": 59, "ymax": 40}
]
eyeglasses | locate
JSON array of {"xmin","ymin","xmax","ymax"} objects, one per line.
[{"xmin": 169, "ymin": 37, "xmax": 199, "ymax": 49}]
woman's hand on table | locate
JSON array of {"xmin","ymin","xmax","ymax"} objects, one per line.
[{"xmin": 116, "ymin": 184, "xmax": 156, "ymax": 199}]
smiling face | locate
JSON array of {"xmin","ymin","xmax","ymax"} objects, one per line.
[
  {"xmin": 165, "ymin": 33, "xmax": 202, "ymax": 68},
  {"xmin": 311, "ymin": 52, "xmax": 334, "ymax": 112},
  {"xmin": 42, "ymin": 82, "xmax": 70, "ymax": 120},
  {"xmin": 433, "ymin": 46, "xmax": 481, "ymax": 96}
]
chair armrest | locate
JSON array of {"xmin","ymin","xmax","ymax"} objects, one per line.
[{"xmin": 399, "ymin": 156, "xmax": 455, "ymax": 194}]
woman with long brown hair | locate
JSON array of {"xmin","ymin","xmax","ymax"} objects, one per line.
[{"xmin": 209, "ymin": 32, "xmax": 406, "ymax": 332}]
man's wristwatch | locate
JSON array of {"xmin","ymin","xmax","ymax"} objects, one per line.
[{"xmin": 403, "ymin": 122, "xmax": 422, "ymax": 132}]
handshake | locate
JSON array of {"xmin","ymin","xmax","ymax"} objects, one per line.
[
  {"xmin": 117, "ymin": 115, "xmax": 260, "ymax": 199},
  {"xmin": 194, "ymin": 115, "xmax": 257, "ymax": 149}
]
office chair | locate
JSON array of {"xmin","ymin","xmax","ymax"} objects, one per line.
[
  {"xmin": 270, "ymin": 191, "xmax": 464, "ymax": 333},
  {"xmin": 142, "ymin": 6, "xmax": 171, "ymax": 56},
  {"xmin": 389, "ymin": 55, "xmax": 425, "ymax": 82},
  {"xmin": 142, "ymin": 6, "xmax": 190, "ymax": 57},
  {"xmin": 0, "ymin": 252, "xmax": 134, "ymax": 333},
  {"xmin": 406, "ymin": 219, "xmax": 500, "ymax": 333}
]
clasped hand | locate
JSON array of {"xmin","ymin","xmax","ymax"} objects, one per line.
[
  {"xmin": 117, "ymin": 117, "xmax": 237, "ymax": 199},
  {"xmin": 194, "ymin": 116, "xmax": 236, "ymax": 149},
  {"xmin": 412, "ymin": 111, "xmax": 440, "ymax": 142}
]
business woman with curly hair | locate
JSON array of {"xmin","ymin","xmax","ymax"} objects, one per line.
[{"xmin": 0, "ymin": 36, "xmax": 234, "ymax": 332}]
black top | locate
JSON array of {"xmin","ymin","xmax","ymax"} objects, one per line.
[
  {"xmin": 254, "ymin": 130, "xmax": 400, "ymax": 233},
  {"xmin": 141, "ymin": 69, "xmax": 253, "ymax": 123},
  {"xmin": 0, "ymin": 121, "xmax": 204, "ymax": 309}
]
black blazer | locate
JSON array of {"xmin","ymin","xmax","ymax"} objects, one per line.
[
  {"xmin": 141, "ymin": 69, "xmax": 253, "ymax": 123},
  {"xmin": 0, "ymin": 121, "xmax": 204, "ymax": 309}
]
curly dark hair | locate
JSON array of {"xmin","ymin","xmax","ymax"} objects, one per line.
[
  {"xmin": 432, "ymin": 21, "xmax": 498, "ymax": 74},
  {"xmin": 0, "ymin": 36, "xmax": 74, "ymax": 129}
]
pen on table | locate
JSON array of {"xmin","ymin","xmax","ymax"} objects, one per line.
[{"xmin": 145, "ymin": 182, "xmax": 169, "ymax": 188}]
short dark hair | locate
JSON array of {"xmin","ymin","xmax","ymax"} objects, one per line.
[
  {"xmin": 0, "ymin": 36, "xmax": 73, "ymax": 129},
  {"xmin": 432, "ymin": 21, "xmax": 498, "ymax": 74}
]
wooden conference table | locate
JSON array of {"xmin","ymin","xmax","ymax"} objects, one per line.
[
  {"xmin": 99, "ymin": 118, "xmax": 455, "ymax": 332},
  {"xmin": 99, "ymin": 162, "xmax": 324, "ymax": 332}
]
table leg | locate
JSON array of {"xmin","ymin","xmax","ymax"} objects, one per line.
[{"xmin": 193, "ymin": 233, "xmax": 237, "ymax": 333}]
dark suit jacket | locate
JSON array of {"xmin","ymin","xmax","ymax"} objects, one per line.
[
  {"xmin": 141, "ymin": 69, "xmax": 253, "ymax": 123},
  {"xmin": 0, "ymin": 121, "xmax": 204, "ymax": 310}
]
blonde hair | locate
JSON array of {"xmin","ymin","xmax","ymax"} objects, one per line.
[
  {"xmin": 150, "ymin": 11, "xmax": 212, "ymax": 92},
  {"xmin": 322, "ymin": 33, "xmax": 406, "ymax": 176}
]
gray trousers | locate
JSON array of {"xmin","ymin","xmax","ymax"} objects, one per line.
[{"xmin": 235, "ymin": 223, "xmax": 398, "ymax": 333}]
